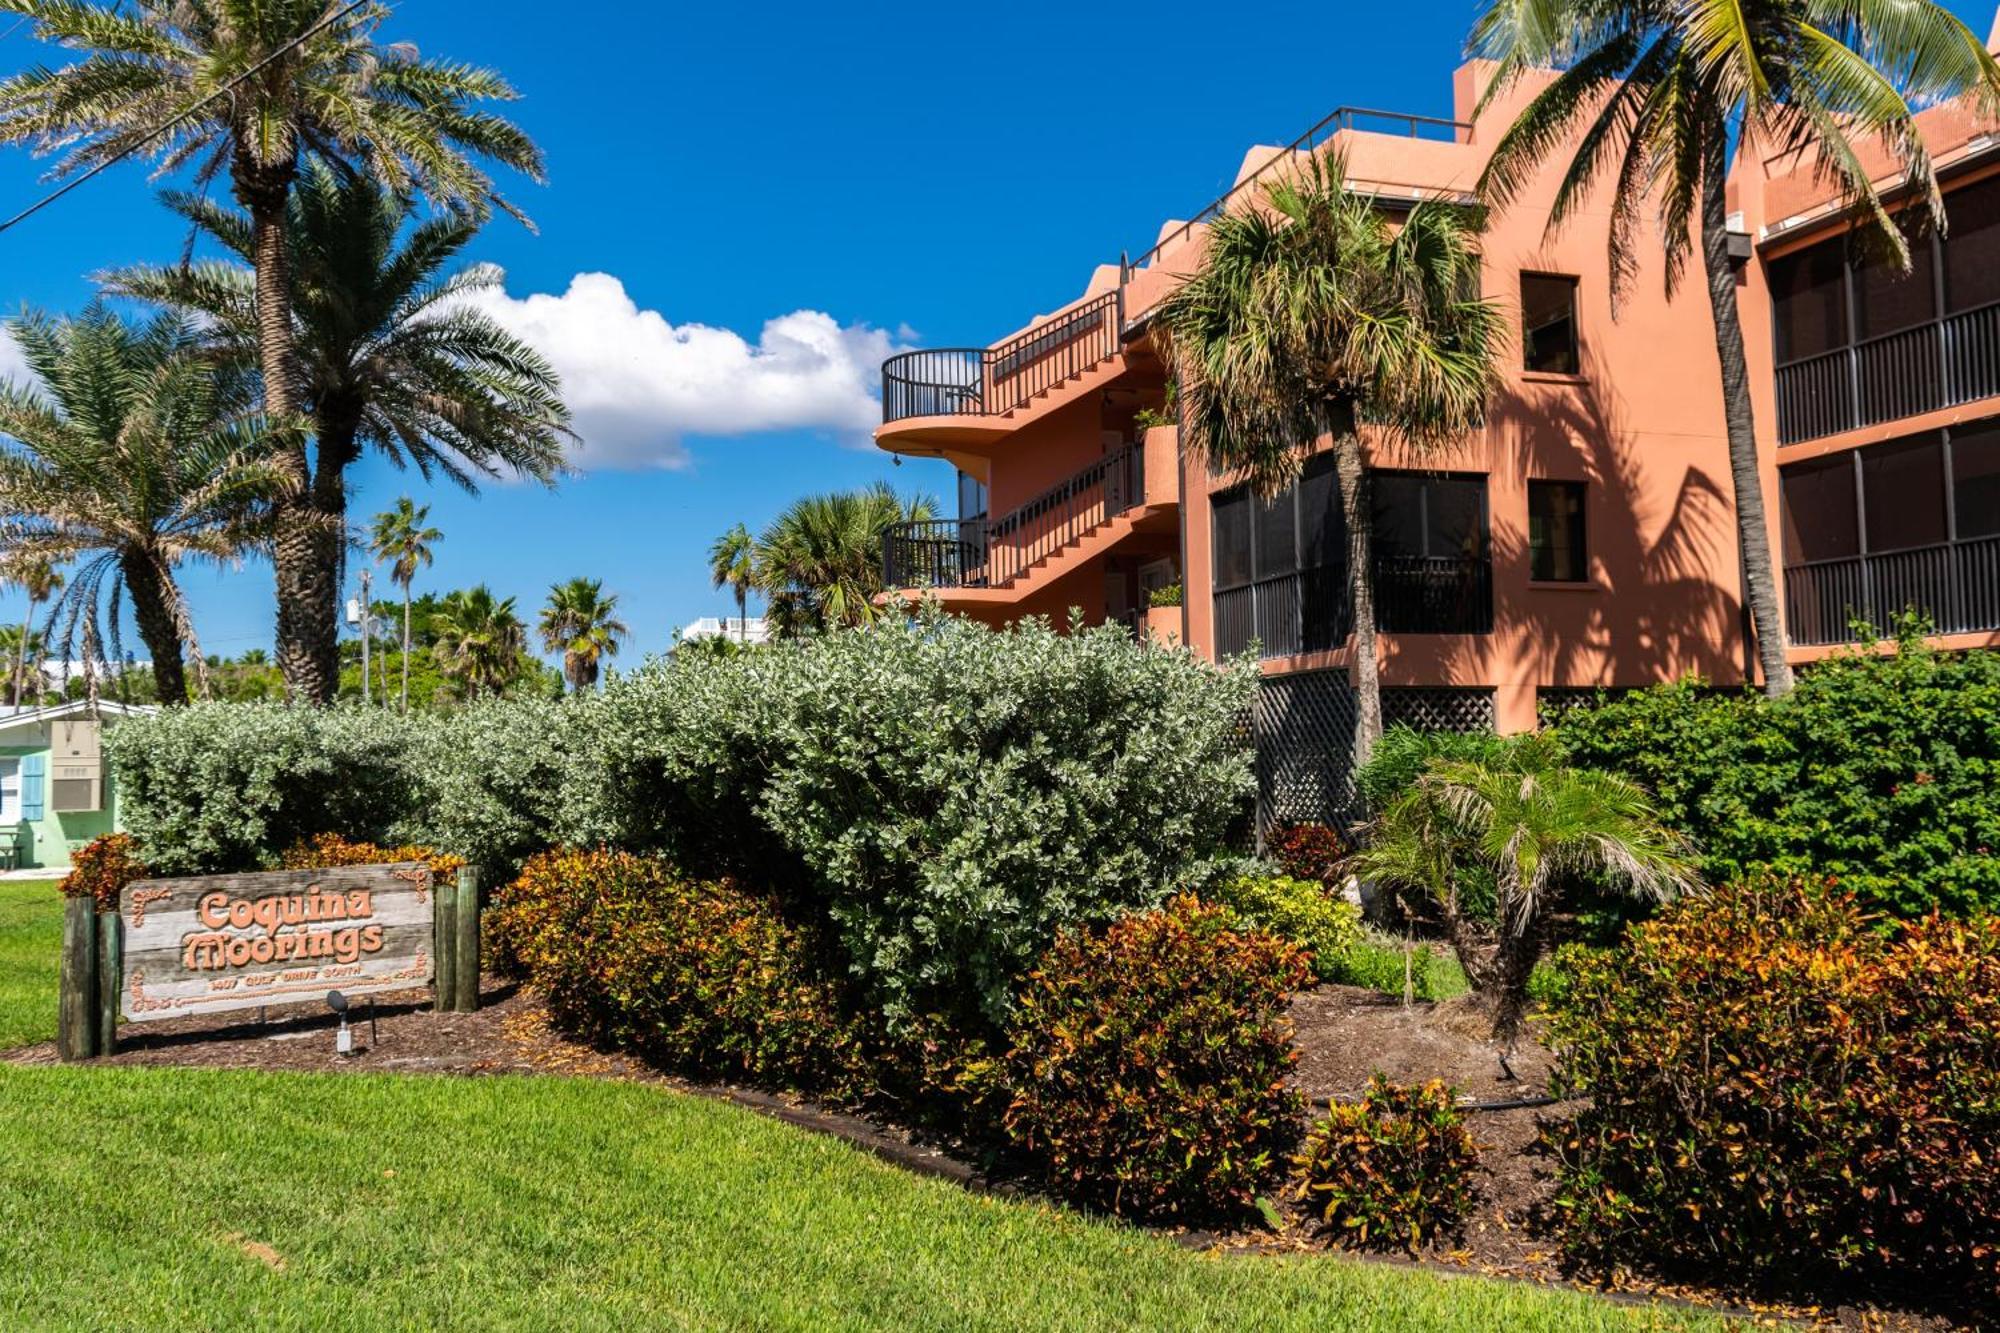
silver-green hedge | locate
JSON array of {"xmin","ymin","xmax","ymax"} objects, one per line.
[{"xmin": 108, "ymin": 610, "xmax": 1258, "ymax": 1026}]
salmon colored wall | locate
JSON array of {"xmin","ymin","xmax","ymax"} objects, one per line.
[{"xmin": 878, "ymin": 31, "xmax": 2000, "ymax": 731}]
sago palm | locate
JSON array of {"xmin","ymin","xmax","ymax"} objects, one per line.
[
  {"xmin": 0, "ymin": 0, "xmax": 544, "ymax": 704},
  {"xmin": 1470, "ymin": 0, "xmax": 2000, "ymax": 696},
  {"xmin": 537, "ymin": 577, "xmax": 628, "ymax": 693},
  {"xmin": 1352, "ymin": 731, "xmax": 1697, "ymax": 1049},
  {"xmin": 708, "ymin": 522, "xmax": 756, "ymax": 642},
  {"xmin": 0, "ymin": 306, "xmax": 284, "ymax": 704},
  {"xmin": 2, "ymin": 555, "xmax": 60, "ymax": 704},
  {"xmin": 107, "ymin": 162, "xmax": 570, "ymax": 698},
  {"xmin": 1151, "ymin": 155, "xmax": 1501, "ymax": 768},
  {"xmin": 756, "ymin": 484, "xmax": 937, "ymax": 636},
  {"xmin": 368, "ymin": 497, "xmax": 440, "ymax": 716},
  {"xmin": 430, "ymin": 584, "xmax": 524, "ymax": 701}
]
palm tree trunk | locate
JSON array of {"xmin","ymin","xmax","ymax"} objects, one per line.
[
  {"xmin": 1700, "ymin": 131, "xmax": 1794, "ymax": 698},
  {"xmin": 401, "ymin": 584, "xmax": 412, "ymax": 715},
  {"xmin": 11, "ymin": 599, "xmax": 31, "ymax": 706},
  {"xmin": 1330, "ymin": 402, "xmax": 1383, "ymax": 774},
  {"xmin": 237, "ymin": 155, "xmax": 339, "ymax": 705},
  {"xmin": 736, "ymin": 584, "xmax": 746, "ymax": 642},
  {"xmin": 119, "ymin": 551, "xmax": 187, "ymax": 707}
]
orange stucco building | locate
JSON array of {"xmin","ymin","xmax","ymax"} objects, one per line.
[{"xmin": 873, "ymin": 34, "xmax": 2000, "ymax": 826}]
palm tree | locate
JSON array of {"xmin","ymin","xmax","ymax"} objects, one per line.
[
  {"xmin": 105, "ymin": 162, "xmax": 569, "ymax": 702},
  {"xmin": 1352, "ymin": 731, "xmax": 1697, "ymax": 1050},
  {"xmin": 0, "ymin": 625, "xmax": 45, "ymax": 705},
  {"xmin": 367, "ymin": 498, "xmax": 441, "ymax": 715},
  {"xmin": 755, "ymin": 484, "xmax": 937, "ymax": 636},
  {"xmin": 2, "ymin": 556, "xmax": 60, "ymax": 705},
  {"xmin": 0, "ymin": 0, "xmax": 545, "ymax": 704},
  {"xmin": 430, "ymin": 585, "xmax": 524, "ymax": 701},
  {"xmin": 537, "ymin": 577, "xmax": 628, "ymax": 692},
  {"xmin": 1151, "ymin": 155, "xmax": 1501, "ymax": 768},
  {"xmin": 708, "ymin": 523, "xmax": 757, "ymax": 642},
  {"xmin": 1470, "ymin": 0, "xmax": 2000, "ymax": 697},
  {"xmin": 0, "ymin": 307, "xmax": 282, "ymax": 704}
]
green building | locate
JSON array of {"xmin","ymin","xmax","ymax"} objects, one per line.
[{"xmin": 0, "ymin": 700, "xmax": 152, "ymax": 872}]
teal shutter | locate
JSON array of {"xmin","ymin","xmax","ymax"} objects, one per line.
[{"xmin": 20, "ymin": 754, "xmax": 44, "ymax": 821}]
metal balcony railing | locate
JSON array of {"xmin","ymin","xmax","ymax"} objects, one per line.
[
  {"xmin": 880, "ymin": 291, "xmax": 1123, "ymax": 424},
  {"xmin": 1212, "ymin": 553, "xmax": 1494, "ymax": 659},
  {"xmin": 882, "ymin": 444, "xmax": 1146, "ymax": 590},
  {"xmin": 1783, "ymin": 533, "xmax": 2000, "ymax": 645},
  {"xmin": 1774, "ymin": 300, "xmax": 2000, "ymax": 444}
]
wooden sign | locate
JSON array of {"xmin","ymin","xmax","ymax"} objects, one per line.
[{"xmin": 117, "ymin": 864, "xmax": 434, "ymax": 1023}]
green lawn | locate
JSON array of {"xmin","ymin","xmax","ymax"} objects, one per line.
[
  {"xmin": 0, "ymin": 1067, "xmax": 1726, "ymax": 1333},
  {"xmin": 0, "ymin": 879, "xmax": 62, "ymax": 1050}
]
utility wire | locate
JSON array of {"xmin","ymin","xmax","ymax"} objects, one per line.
[{"xmin": 0, "ymin": 0, "xmax": 374, "ymax": 236}]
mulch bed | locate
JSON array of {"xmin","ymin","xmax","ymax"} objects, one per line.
[{"xmin": 6, "ymin": 980, "xmax": 1958, "ymax": 1331}]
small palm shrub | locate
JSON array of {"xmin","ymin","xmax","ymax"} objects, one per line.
[
  {"xmin": 1546, "ymin": 882, "xmax": 2000, "ymax": 1302},
  {"xmin": 58, "ymin": 833, "xmax": 149, "ymax": 910},
  {"xmin": 1293, "ymin": 1076, "xmax": 1480, "ymax": 1251},
  {"xmin": 1213, "ymin": 874, "xmax": 1361, "ymax": 981},
  {"xmin": 997, "ymin": 896, "xmax": 1310, "ymax": 1221},
  {"xmin": 487, "ymin": 848, "xmax": 866, "ymax": 1096}
]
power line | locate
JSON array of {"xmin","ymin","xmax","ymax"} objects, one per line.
[{"xmin": 0, "ymin": 0, "xmax": 375, "ymax": 236}]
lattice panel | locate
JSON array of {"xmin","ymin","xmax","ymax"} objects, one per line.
[
  {"xmin": 1252, "ymin": 670, "xmax": 1357, "ymax": 832},
  {"xmin": 1535, "ymin": 685, "xmax": 1636, "ymax": 726},
  {"xmin": 1382, "ymin": 687, "xmax": 1497, "ymax": 735}
]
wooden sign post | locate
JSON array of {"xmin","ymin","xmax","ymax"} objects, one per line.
[{"xmin": 55, "ymin": 861, "xmax": 480, "ymax": 1060}]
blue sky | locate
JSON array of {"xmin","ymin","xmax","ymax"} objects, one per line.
[{"xmin": 1, "ymin": 0, "xmax": 1996, "ymax": 666}]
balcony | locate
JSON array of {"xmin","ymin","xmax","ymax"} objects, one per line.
[
  {"xmin": 1775, "ymin": 301, "xmax": 2000, "ymax": 445},
  {"xmin": 1784, "ymin": 533, "xmax": 2000, "ymax": 645},
  {"xmin": 881, "ymin": 291, "xmax": 1123, "ymax": 425},
  {"xmin": 1212, "ymin": 554, "xmax": 1495, "ymax": 659},
  {"xmin": 883, "ymin": 443, "xmax": 1147, "ymax": 591}
]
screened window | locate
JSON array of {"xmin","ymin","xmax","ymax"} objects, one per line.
[
  {"xmin": 1861, "ymin": 434, "xmax": 1948, "ymax": 553},
  {"xmin": 1528, "ymin": 481, "xmax": 1588, "ymax": 582},
  {"xmin": 1853, "ymin": 216, "xmax": 1937, "ymax": 340},
  {"xmin": 1770, "ymin": 240, "xmax": 1848, "ymax": 362},
  {"xmin": 1780, "ymin": 453, "xmax": 1858, "ymax": 565},
  {"xmin": 1371, "ymin": 474, "xmax": 1488, "ymax": 560},
  {"xmin": 1952, "ymin": 421, "xmax": 2000, "ymax": 540},
  {"xmin": 1521, "ymin": 274, "xmax": 1580, "ymax": 374},
  {"xmin": 1213, "ymin": 489, "xmax": 1253, "ymax": 589},
  {"xmin": 1945, "ymin": 175, "xmax": 2000, "ymax": 314},
  {"xmin": 956, "ymin": 470, "xmax": 988, "ymax": 521}
]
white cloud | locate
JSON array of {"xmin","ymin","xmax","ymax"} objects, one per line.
[
  {"xmin": 458, "ymin": 273, "xmax": 906, "ymax": 471},
  {"xmin": 0, "ymin": 327, "xmax": 28, "ymax": 389}
]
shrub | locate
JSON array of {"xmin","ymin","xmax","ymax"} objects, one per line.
[
  {"xmin": 1545, "ymin": 882, "xmax": 2000, "ymax": 1302},
  {"xmin": 1146, "ymin": 582, "xmax": 1182, "ymax": 609},
  {"xmin": 279, "ymin": 833, "xmax": 465, "ymax": 889},
  {"xmin": 1554, "ymin": 632, "xmax": 2000, "ymax": 917},
  {"xmin": 105, "ymin": 703, "xmax": 426, "ymax": 873},
  {"xmin": 486, "ymin": 848, "xmax": 866, "ymax": 1095},
  {"xmin": 1325, "ymin": 934, "xmax": 1466, "ymax": 1001},
  {"xmin": 58, "ymin": 833, "xmax": 149, "ymax": 910},
  {"xmin": 1353, "ymin": 725, "xmax": 1510, "ymax": 818},
  {"xmin": 396, "ymin": 694, "xmax": 586, "ymax": 884},
  {"xmin": 1268, "ymin": 822, "xmax": 1346, "ymax": 887},
  {"xmin": 1293, "ymin": 1076, "xmax": 1480, "ymax": 1251},
  {"xmin": 567, "ymin": 610, "xmax": 1259, "ymax": 1029},
  {"xmin": 1213, "ymin": 874, "xmax": 1361, "ymax": 981},
  {"xmin": 998, "ymin": 896, "xmax": 1309, "ymax": 1221}
]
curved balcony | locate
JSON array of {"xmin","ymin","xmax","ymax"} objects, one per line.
[{"xmin": 881, "ymin": 290, "xmax": 1122, "ymax": 427}]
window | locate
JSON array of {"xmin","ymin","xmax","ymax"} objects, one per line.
[
  {"xmin": 0, "ymin": 759, "xmax": 18, "ymax": 825},
  {"xmin": 1945, "ymin": 175, "xmax": 2000, "ymax": 315},
  {"xmin": 1853, "ymin": 215, "xmax": 1937, "ymax": 340},
  {"xmin": 1528, "ymin": 481, "xmax": 1588, "ymax": 582},
  {"xmin": 1211, "ymin": 454, "xmax": 1346, "ymax": 657},
  {"xmin": 1372, "ymin": 473, "xmax": 1488, "ymax": 560},
  {"xmin": 1780, "ymin": 453, "xmax": 1859, "ymax": 565},
  {"xmin": 1212, "ymin": 489, "xmax": 1253, "ymax": 589},
  {"xmin": 1952, "ymin": 420, "xmax": 2000, "ymax": 540},
  {"xmin": 1521, "ymin": 274, "xmax": 1580, "ymax": 374},
  {"xmin": 1861, "ymin": 433, "xmax": 1947, "ymax": 553},
  {"xmin": 1769, "ymin": 240, "xmax": 1849, "ymax": 362}
]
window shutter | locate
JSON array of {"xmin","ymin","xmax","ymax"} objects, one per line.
[{"xmin": 21, "ymin": 753, "xmax": 45, "ymax": 821}]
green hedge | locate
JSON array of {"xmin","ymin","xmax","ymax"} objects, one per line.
[
  {"xmin": 107, "ymin": 610, "xmax": 1258, "ymax": 1031},
  {"xmin": 1553, "ymin": 632, "xmax": 2000, "ymax": 917}
]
